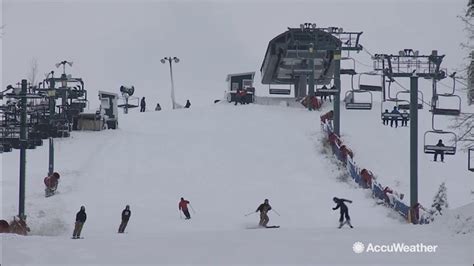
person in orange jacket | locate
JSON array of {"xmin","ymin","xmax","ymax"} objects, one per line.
[{"xmin": 179, "ymin": 197, "xmax": 191, "ymax": 219}]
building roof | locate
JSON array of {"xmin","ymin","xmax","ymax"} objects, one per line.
[{"xmin": 226, "ymin": 72, "xmax": 256, "ymax": 82}]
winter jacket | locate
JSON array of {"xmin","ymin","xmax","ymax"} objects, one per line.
[
  {"xmin": 76, "ymin": 210, "xmax": 87, "ymax": 223},
  {"xmin": 256, "ymin": 203, "xmax": 272, "ymax": 213},
  {"xmin": 179, "ymin": 200, "xmax": 190, "ymax": 211},
  {"xmin": 333, "ymin": 198, "xmax": 352, "ymax": 212},
  {"xmin": 184, "ymin": 101, "xmax": 191, "ymax": 108},
  {"xmin": 140, "ymin": 98, "xmax": 146, "ymax": 107},
  {"xmin": 122, "ymin": 209, "xmax": 131, "ymax": 221}
]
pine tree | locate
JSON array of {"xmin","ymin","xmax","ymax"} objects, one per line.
[{"xmin": 428, "ymin": 182, "xmax": 449, "ymax": 222}]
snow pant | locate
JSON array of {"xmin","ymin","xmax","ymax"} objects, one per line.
[
  {"xmin": 234, "ymin": 96, "xmax": 241, "ymax": 105},
  {"xmin": 339, "ymin": 210, "xmax": 350, "ymax": 223},
  {"xmin": 140, "ymin": 106, "xmax": 145, "ymax": 112},
  {"xmin": 259, "ymin": 212, "xmax": 269, "ymax": 227},
  {"xmin": 402, "ymin": 118, "xmax": 408, "ymax": 126},
  {"xmin": 73, "ymin": 222, "xmax": 84, "ymax": 238},
  {"xmin": 382, "ymin": 118, "xmax": 389, "ymax": 125},
  {"xmin": 118, "ymin": 219, "xmax": 129, "ymax": 233},
  {"xmin": 390, "ymin": 118, "xmax": 398, "ymax": 128},
  {"xmin": 434, "ymin": 151, "xmax": 444, "ymax": 162},
  {"xmin": 182, "ymin": 209, "xmax": 191, "ymax": 219}
]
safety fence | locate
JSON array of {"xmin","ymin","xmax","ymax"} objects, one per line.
[{"xmin": 320, "ymin": 111, "xmax": 428, "ymax": 224}]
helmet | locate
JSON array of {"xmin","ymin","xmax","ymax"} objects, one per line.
[{"xmin": 52, "ymin": 172, "xmax": 60, "ymax": 179}]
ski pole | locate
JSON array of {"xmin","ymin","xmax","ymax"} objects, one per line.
[
  {"xmin": 272, "ymin": 209, "xmax": 281, "ymax": 216},
  {"xmin": 244, "ymin": 211, "xmax": 256, "ymax": 217},
  {"xmin": 189, "ymin": 204, "xmax": 196, "ymax": 214}
]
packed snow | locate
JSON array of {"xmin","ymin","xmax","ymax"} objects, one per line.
[{"xmin": 1, "ymin": 104, "xmax": 473, "ymax": 265}]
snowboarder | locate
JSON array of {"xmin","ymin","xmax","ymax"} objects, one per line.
[
  {"xmin": 44, "ymin": 172, "xmax": 60, "ymax": 197},
  {"xmin": 140, "ymin": 97, "xmax": 146, "ymax": 112},
  {"xmin": 184, "ymin": 100, "xmax": 191, "ymax": 108},
  {"xmin": 118, "ymin": 205, "xmax": 131, "ymax": 233},
  {"xmin": 179, "ymin": 198, "xmax": 191, "ymax": 219},
  {"xmin": 256, "ymin": 199, "xmax": 272, "ymax": 227},
  {"xmin": 434, "ymin": 139, "xmax": 445, "ymax": 162},
  {"xmin": 155, "ymin": 103, "xmax": 162, "ymax": 111},
  {"xmin": 73, "ymin": 206, "xmax": 87, "ymax": 239},
  {"xmin": 332, "ymin": 197, "xmax": 353, "ymax": 228}
]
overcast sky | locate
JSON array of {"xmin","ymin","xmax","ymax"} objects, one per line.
[{"xmin": 1, "ymin": 0, "xmax": 468, "ymax": 109}]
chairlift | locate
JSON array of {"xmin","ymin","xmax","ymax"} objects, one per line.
[
  {"xmin": 358, "ymin": 73, "xmax": 382, "ymax": 92},
  {"xmin": 315, "ymin": 85, "xmax": 338, "ymax": 96},
  {"xmin": 396, "ymin": 90, "xmax": 424, "ymax": 110},
  {"xmin": 423, "ymin": 130, "xmax": 457, "ymax": 156},
  {"xmin": 345, "ymin": 90, "xmax": 373, "ymax": 110},
  {"xmin": 468, "ymin": 147, "xmax": 474, "ymax": 172},
  {"xmin": 431, "ymin": 94, "xmax": 462, "ymax": 116},
  {"xmin": 381, "ymin": 100, "xmax": 409, "ymax": 123}
]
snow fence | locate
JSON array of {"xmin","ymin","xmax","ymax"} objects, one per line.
[{"xmin": 320, "ymin": 113, "xmax": 428, "ymax": 224}]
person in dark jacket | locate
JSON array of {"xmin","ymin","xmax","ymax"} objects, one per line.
[
  {"xmin": 390, "ymin": 106, "xmax": 400, "ymax": 128},
  {"xmin": 118, "ymin": 205, "xmax": 131, "ymax": 233},
  {"xmin": 256, "ymin": 199, "xmax": 272, "ymax": 227},
  {"xmin": 155, "ymin": 103, "xmax": 162, "ymax": 111},
  {"xmin": 184, "ymin": 100, "xmax": 191, "ymax": 108},
  {"xmin": 140, "ymin": 97, "xmax": 146, "ymax": 112},
  {"xmin": 73, "ymin": 206, "xmax": 87, "ymax": 238},
  {"xmin": 332, "ymin": 197, "xmax": 353, "ymax": 228},
  {"xmin": 434, "ymin": 139, "xmax": 445, "ymax": 162},
  {"xmin": 382, "ymin": 109, "xmax": 389, "ymax": 125},
  {"xmin": 179, "ymin": 198, "xmax": 191, "ymax": 219}
]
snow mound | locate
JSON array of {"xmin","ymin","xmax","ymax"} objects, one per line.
[{"xmin": 434, "ymin": 202, "xmax": 474, "ymax": 235}]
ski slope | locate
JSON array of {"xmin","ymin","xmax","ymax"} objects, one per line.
[{"xmin": 1, "ymin": 104, "xmax": 473, "ymax": 265}]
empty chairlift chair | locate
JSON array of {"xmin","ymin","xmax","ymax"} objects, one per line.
[
  {"xmin": 358, "ymin": 73, "xmax": 383, "ymax": 92},
  {"xmin": 431, "ymin": 94, "xmax": 462, "ymax": 116},
  {"xmin": 469, "ymin": 147, "xmax": 474, "ymax": 172},
  {"xmin": 344, "ymin": 90, "xmax": 373, "ymax": 110},
  {"xmin": 395, "ymin": 90, "xmax": 424, "ymax": 110}
]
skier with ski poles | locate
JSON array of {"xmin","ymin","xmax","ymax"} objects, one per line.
[
  {"xmin": 332, "ymin": 197, "xmax": 353, "ymax": 228},
  {"xmin": 256, "ymin": 199, "xmax": 272, "ymax": 227},
  {"xmin": 179, "ymin": 197, "xmax": 191, "ymax": 219}
]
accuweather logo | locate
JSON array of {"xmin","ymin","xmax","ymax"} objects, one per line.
[{"xmin": 352, "ymin": 242, "xmax": 438, "ymax": 254}]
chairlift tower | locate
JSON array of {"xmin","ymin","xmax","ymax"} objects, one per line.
[
  {"xmin": 373, "ymin": 50, "xmax": 447, "ymax": 223},
  {"xmin": 260, "ymin": 23, "xmax": 363, "ymax": 135}
]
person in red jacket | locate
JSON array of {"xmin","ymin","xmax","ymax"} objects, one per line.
[
  {"xmin": 179, "ymin": 198, "xmax": 191, "ymax": 219},
  {"xmin": 44, "ymin": 172, "xmax": 60, "ymax": 197}
]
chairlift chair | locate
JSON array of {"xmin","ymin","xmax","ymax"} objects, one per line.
[
  {"xmin": 468, "ymin": 147, "xmax": 474, "ymax": 172},
  {"xmin": 345, "ymin": 90, "xmax": 373, "ymax": 110},
  {"xmin": 358, "ymin": 73, "xmax": 382, "ymax": 92},
  {"xmin": 423, "ymin": 130, "xmax": 457, "ymax": 156},
  {"xmin": 315, "ymin": 85, "xmax": 338, "ymax": 96},
  {"xmin": 395, "ymin": 90, "xmax": 424, "ymax": 110},
  {"xmin": 431, "ymin": 94, "xmax": 462, "ymax": 116}
]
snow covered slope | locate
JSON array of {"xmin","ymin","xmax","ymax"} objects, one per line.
[{"xmin": 1, "ymin": 104, "xmax": 473, "ymax": 265}]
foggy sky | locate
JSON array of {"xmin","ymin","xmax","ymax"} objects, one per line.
[{"xmin": 1, "ymin": 0, "xmax": 468, "ymax": 109}]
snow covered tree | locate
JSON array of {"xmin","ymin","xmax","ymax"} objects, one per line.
[{"xmin": 427, "ymin": 182, "xmax": 449, "ymax": 222}]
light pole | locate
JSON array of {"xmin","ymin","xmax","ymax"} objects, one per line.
[{"xmin": 161, "ymin": 57, "xmax": 180, "ymax": 109}]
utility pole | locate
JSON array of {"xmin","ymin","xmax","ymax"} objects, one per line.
[{"xmin": 307, "ymin": 43, "xmax": 315, "ymax": 111}]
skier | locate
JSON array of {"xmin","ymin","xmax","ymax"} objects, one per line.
[
  {"xmin": 256, "ymin": 199, "xmax": 272, "ymax": 227},
  {"xmin": 184, "ymin": 100, "xmax": 191, "ymax": 108},
  {"xmin": 434, "ymin": 139, "xmax": 445, "ymax": 162},
  {"xmin": 401, "ymin": 110, "xmax": 409, "ymax": 126},
  {"xmin": 73, "ymin": 206, "xmax": 87, "ymax": 239},
  {"xmin": 332, "ymin": 197, "xmax": 353, "ymax": 228},
  {"xmin": 179, "ymin": 197, "xmax": 191, "ymax": 219},
  {"xmin": 118, "ymin": 205, "xmax": 131, "ymax": 233},
  {"xmin": 140, "ymin": 97, "xmax": 146, "ymax": 112},
  {"xmin": 44, "ymin": 172, "xmax": 60, "ymax": 197}
]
